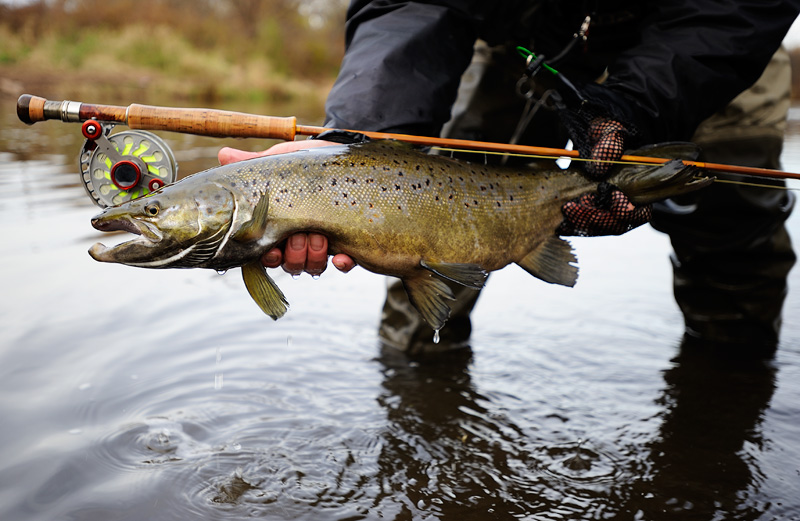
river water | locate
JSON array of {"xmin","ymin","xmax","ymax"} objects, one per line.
[{"xmin": 1, "ymin": 99, "xmax": 799, "ymax": 520}]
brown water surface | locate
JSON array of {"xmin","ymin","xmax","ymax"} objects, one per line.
[{"xmin": 1, "ymin": 101, "xmax": 799, "ymax": 520}]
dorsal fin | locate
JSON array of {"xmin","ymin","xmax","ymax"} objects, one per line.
[
  {"xmin": 516, "ymin": 236, "xmax": 578, "ymax": 287},
  {"xmin": 314, "ymin": 129, "xmax": 371, "ymax": 144}
]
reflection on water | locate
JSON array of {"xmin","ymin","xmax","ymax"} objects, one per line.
[{"xmin": 1, "ymin": 100, "xmax": 799, "ymax": 520}]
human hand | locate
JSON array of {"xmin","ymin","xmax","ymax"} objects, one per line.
[
  {"xmin": 218, "ymin": 141, "xmax": 357, "ymax": 276},
  {"xmin": 558, "ymin": 183, "xmax": 651, "ymax": 237},
  {"xmin": 585, "ymin": 118, "xmax": 627, "ymax": 179}
]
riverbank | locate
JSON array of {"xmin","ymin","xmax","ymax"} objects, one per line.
[{"xmin": 0, "ymin": 1, "xmax": 343, "ymax": 111}]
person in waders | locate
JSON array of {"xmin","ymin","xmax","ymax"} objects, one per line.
[{"xmin": 220, "ymin": 1, "xmax": 798, "ymax": 358}]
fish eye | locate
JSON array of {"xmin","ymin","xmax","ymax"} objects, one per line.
[{"xmin": 145, "ymin": 203, "xmax": 160, "ymax": 216}]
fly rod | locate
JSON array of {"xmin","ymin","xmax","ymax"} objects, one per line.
[{"xmin": 17, "ymin": 94, "xmax": 800, "ymax": 182}]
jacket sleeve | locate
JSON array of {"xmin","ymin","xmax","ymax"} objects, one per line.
[
  {"xmin": 324, "ymin": 1, "xmax": 485, "ymax": 136},
  {"xmin": 585, "ymin": 0, "xmax": 800, "ymax": 143}
]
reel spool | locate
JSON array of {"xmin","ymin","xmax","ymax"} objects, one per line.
[{"xmin": 79, "ymin": 120, "xmax": 178, "ymax": 207}]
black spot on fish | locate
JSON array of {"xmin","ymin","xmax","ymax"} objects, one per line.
[
  {"xmin": 397, "ymin": 172, "xmax": 404, "ymax": 177},
  {"xmin": 397, "ymin": 205, "xmax": 402, "ymax": 210},
  {"xmin": 435, "ymin": 195, "xmax": 439, "ymax": 201},
  {"xmin": 342, "ymin": 192, "xmax": 348, "ymax": 198},
  {"xmin": 331, "ymin": 179, "xmax": 337, "ymax": 186},
  {"xmin": 368, "ymin": 203, "xmax": 374, "ymax": 208},
  {"xmin": 230, "ymin": 182, "xmax": 236, "ymax": 187},
  {"xmin": 509, "ymin": 195, "xmax": 514, "ymax": 201},
  {"xmin": 351, "ymin": 201, "xmax": 356, "ymax": 206},
  {"xmin": 395, "ymin": 184, "xmax": 400, "ymax": 190},
  {"xmin": 416, "ymin": 165, "xmax": 421, "ymax": 171},
  {"xmin": 381, "ymin": 186, "xmax": 387, "ymax": 192},
  {"xmin": 480, "ymin": 186, "xmax": 486, "ymax": 191},
  {"xmin": 473, "ymin": 200, "xmax": 478, "ymax": 206},
  {"xmin": 496, "ymin": 201, "xmax": 502, "ymax": 207},
  {"xmin": 425, "ymin": 179, "xmax": 430, "ymax": 186}
]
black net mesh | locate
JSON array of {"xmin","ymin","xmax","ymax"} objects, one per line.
[
  {"xmin": 558, "ymin": 182, "xmax": 652, "ymax": 237},
  {"xmin": 559, "ymin": 103, "xmax": 637, "ymax": 180}
]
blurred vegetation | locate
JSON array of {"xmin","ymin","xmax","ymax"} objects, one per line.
[{"xmin": 0, "ymin": 0, "xmax": 348, "ymax": 112}]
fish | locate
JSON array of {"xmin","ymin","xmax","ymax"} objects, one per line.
[{"xmin": 88, "ymin": 138, "xmax": 711, "ymax": 330}]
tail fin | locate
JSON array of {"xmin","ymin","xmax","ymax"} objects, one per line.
[{"xmin": 606, "ymin": 143, "xmax": 713, "ymax": 205}]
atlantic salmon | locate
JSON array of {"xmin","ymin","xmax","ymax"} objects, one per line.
[{"xmin": 89, "ymin": 139, "xmax": 710, "ymax": 330}]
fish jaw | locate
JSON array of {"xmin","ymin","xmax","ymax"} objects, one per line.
[{"xmin": 89, "ymin": 211, "xmax": 165, "ymax": 264}]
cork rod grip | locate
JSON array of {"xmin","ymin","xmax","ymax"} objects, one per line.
[{"xmin": 126, "ymin": 104, "xmax": 297, "ymax": 141}]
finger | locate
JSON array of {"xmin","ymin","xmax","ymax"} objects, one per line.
[
  {"xmin": 218, "ymin": 140, "xmax": 338, "ymax": 166},
  {"xmin": 305, "ymin": 233, "xmax": 328, "ymax": 276},
  {"xmin": 282, "ymin": 234, "xmax": 308, "ymax": 275},
  {"xmin": 332, "ymin": 254, "xmax": 356, "ymax": 273},
  {"xmin": 218, "ymin": 147, "xmax": 266, "ymax": 165},
  {"xmin": 261, "ymin": 247, "xmax": 282, "ymax": 268}
]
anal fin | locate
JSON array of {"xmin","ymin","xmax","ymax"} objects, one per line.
[
  {"xmin": 420, "ymin": 260, "xmax": 488, "ymax": 289},
  {"xmin": 516, "ymin": 236, "xmax": 578, "ymax": 287},
  {"xmin": 241, "ymin": 260, "xmax": 289, "ymax": 319},
  {"xmin": 402, "ymin": 274, "xmax": 456, "ymax": 330}
]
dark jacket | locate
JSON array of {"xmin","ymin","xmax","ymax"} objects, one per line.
[{"xmin": 325, "ymin": 0, "xmax": 799, "ymax": 144}]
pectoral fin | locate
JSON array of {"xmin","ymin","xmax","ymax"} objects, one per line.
[
  {"xmin": 233, "ymin": 193, "xmax": 269, "ymax": 242},
  {"xmin": 516, "ymin": 236, "xmax": 578, "ymax": 287},
  {"xmin": 402, "ymin": 274, "xmax": 456, "ymax": 330},
  {"xmin": 241, "ymin": 260, "xmax": 289, "ymax": 319},
  {"xmin": 420, "ymin": 260, "xmax": 488, "ymax": 289}
]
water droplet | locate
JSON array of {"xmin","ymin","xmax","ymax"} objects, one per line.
[
  {"xmin": 291, "ymin": 273, "xmax": 300, "ymax": 280},
  {"xmin": 287, "ymin": 335, "xmax": 293, "ymax": 348},
  {"xmin": 311, "ymin": 274, "xmax": 320, "ymax": 280},
  {"xmin": 216, "ymin": 269, "xmax": 227, "ymax": 275},
  {"xmin": 214, "ymin": 373, "xmax": 224, "ymax": 390},
  {"xmin": 68, "ymin": 428, "xmax": 82, "ymax": 435},
  {"xmin": 232, "ymin": 442, "xmax": 241, "ymax": 451},
  {"xmin": 433, "ymin": 329, "xmax": 440, "ymax": 344},
  {"xmin": 78, "ymin": 382, "xmax": 92, "ymax": 391}
]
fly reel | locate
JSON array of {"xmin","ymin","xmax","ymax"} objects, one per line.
[{"xmin": 79, "ymin": 120, "xmax": 178, "ymax": 207}]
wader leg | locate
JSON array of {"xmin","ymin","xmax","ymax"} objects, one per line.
[
  {"xmin": 652, "ymin": 48, "xmax": 796, "ymax": 355},
  {"xmin": 378, "ymin": 277, "xmax": 482, "ymax": 355}
]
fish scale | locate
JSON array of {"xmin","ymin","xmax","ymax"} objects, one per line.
[{"xmin": 89, "ymin": 140, "xmax": 711, "ymax": 330}]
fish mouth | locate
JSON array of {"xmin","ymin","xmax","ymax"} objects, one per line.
[{"xmin": 89, "ymin": 215, "xmax": 163, "ymax": 262}]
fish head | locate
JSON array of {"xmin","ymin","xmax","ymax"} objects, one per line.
[{"xmin": 89, "ymin": 181, "xmax": 236, "ymax": 268}]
